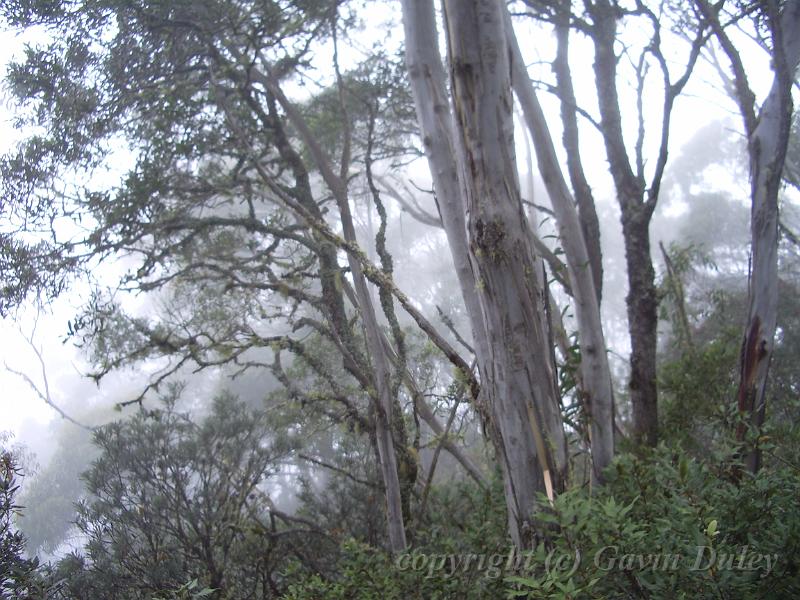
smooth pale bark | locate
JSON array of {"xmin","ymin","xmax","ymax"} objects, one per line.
[
  {"xmin": 401, "ymin": 0, "xmax": 541, "ymax": 545},
  {"xmin": 505, "ymin": 9, "xmax": 615, "ymax": 484},
  {"xmin": 400, "ymin": 0, "xmax": 490, "ymax": 373},
  {"xmin": 443, "ymin": 0, "xmax": 567, "ymax": 548},
  {"xmin": 694, "ymin": 0, "xmax": 800, "ymax": 473},
  {"xmin": 734, "ymin": 2, "xmax": 800, "ymax": 473},
  {"xmin": 553, "ymin": 14, "xmax": 603, "ymax": 305}
]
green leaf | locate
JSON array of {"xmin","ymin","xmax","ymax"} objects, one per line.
[{"xmin": 706, "ymin": 519, "xmax": 718, "ymax": 537}]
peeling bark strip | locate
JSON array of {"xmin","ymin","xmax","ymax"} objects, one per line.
[
  {"xmin": 736, "ymin": 316, "xmax": 763, "ymax": 442},
  {"xmin": 442, "ymin": 0, "xmax": 567, "ymax": 548}
]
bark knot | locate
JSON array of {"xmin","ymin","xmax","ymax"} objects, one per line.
[{"xmin": 475, "ymin": 218, "xmax": 506, "ymax": 258}]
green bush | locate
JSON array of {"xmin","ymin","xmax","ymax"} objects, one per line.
[{"xmin": 507, "ymin": 447, "xmax": 800, "ymax": 599}]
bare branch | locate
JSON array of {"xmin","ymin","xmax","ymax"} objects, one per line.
[{"xmin": 5, "ymin": 319, "xmax": 92, "ymax": 430}]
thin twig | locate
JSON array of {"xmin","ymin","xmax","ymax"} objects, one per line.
[{"xmin": 5, "ymin": 320, "xmax": 92, "ymax": 430}]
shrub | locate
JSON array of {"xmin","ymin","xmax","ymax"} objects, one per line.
[{"xmin": 506, "ymin": 447, "xmax": 800, "ymax": 599}]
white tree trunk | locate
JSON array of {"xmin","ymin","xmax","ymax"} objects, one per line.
[
  {"xmin": 400, "ymin": 0, "xmax": 490, "ymax": 371},
  {"xmin": 442, "ymin": 0, "xmax": 568, "ymax": 547},
  {"xmin": 737, "ymin": 2, "xmax": 800, "ymax": 473},
  {"xmin": 504, "ymin": 8, "xmax": 615, "ymax": 484}
]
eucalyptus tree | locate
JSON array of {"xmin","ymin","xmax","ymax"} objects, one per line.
[
  {"xmin": 0, "ymin": 0, "xmax": 485, "ymax": 553},
  {"xmin": 403, "ymin": 0, "xmax": 573, "ymax": 548},
  {"xmin": 509, "ymin": 0, "xmax": 708, "ymax": 447},
  {"xmin": 693, "ymin": 0, "xmax": 800, "ymax": 473}
]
